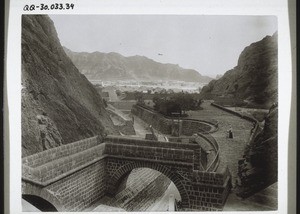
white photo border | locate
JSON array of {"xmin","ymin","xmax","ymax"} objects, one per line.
[{"xmin": 6, "ymin": 0, "xmax": 292, "ymax": 214}]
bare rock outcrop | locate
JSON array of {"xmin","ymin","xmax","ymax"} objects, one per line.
[
  {"xmin": 236, "ymin": 103, "xmax": 278, "ymax": 198},
  {"xmin": 200, "ymin": 32, "xmax": 277, "ymax": 108},
  {"xmin": 64, "ymin": 47, "xmax": 212, "ymax": 83},
  {"xmin": 22, "ymin": 15, "xmax": 118, "ymax": 157}
]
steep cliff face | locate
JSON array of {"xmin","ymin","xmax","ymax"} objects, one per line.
[
  {"xmin": 64, "ymin": 48, "xmax": 212, "ymax": 83},
  {"xmin": 236, "ymin": 104, "xmax": 278, "ymax": 197},
  {"xmin": 200, "ymin": 33, "xmax": 277, "ymax": 108},
  {"xmin": 22, "ymin": 15, "xmax": 118, "ymax": 157}
]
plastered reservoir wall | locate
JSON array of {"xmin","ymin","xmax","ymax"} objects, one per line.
[{"xmin": 131, "ymin": 104, "xmax": 213, "ymax": 135}]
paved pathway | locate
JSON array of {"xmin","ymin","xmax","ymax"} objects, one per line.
[
  {"xmin": 188, "ymin": 101, "xmax": 277, "ymax": 211},
  {"xmin": 188, "ymin": 101, "xmax": 252, "ymax": 182}
]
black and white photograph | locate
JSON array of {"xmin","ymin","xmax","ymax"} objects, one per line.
[{"xmin": 20, "ymin": 14, "xmax": 280, "ymax": 212}]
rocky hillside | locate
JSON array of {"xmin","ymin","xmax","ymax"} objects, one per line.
[
  {"xmin": 22, "ymin": 15, "xmax": 118, "ymax": 157},
  {"xmin": 236, "ymin": 103, "xmax": 278, "ymax": 198},
  {"xmin": 64, "ymin": 48, "xmax": 212, "ymax": 83},
  {"xmin": 200, "ymin": 32, "xmax": 277, "ymax": 108}
]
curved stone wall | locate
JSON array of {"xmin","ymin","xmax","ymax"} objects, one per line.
[{"xmin": 131, "ymin": 105, "xmax": 215, "ymax": 135}]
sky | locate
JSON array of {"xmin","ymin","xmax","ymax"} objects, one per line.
[{"xmin": 49, "ymin": 15, "xmax": 277, "ymax": 78}]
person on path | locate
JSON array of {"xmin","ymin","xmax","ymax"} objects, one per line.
[{"xmin": 228, "ymin": 125, "xmax": 233, "ymax": 138}]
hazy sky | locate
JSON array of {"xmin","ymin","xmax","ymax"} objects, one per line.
[{"xmin": 49, "ymin": 15, "xmax": 277, "ymax": 78}]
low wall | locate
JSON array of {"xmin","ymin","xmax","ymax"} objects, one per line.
[
  {"xmin": 22, "ymin": 136, "xmax": 105, "ymax": 185},
  {"xmin": 211, "ymin": 103, "xmax": 257, "ymax": 123},
  {"xmin": 22, "ymin": 136, "xmax": 100, "ymax": 168}
]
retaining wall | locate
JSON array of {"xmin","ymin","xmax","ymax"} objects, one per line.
[
  {"xmin": 22, "ymin": 159, "xmax": 107, "ymax": 212},
  {"xmin": 185, "ymin": 167, "xmax": 232, "ymax": 211}
]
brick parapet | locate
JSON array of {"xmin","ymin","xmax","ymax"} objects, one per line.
[
  {"xmin": 105, "ymin": 135, "xmax": 200, "ymax": 151},
  {"xmin": 22, "ymin": 136, "xmax": 100, "ymax": 167},
  {"xmin": 192, "ymin": 167, "xmax": 231, "ymax": 186},
  {"xmin": 105, "ymin": 143, "xmax": 195, "ymax": 163},
  {"xmin": 22, "ymin": 142, "xmax": 106, "ymax": 186}
]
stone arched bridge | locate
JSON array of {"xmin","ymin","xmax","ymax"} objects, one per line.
[{"xmin": 22, "ymin": 135, "xmax": 231, "ymax": 211}]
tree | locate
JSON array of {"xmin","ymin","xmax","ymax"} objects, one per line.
[
  {"xmin": 134, "ymin": 91, "xmax": 144, "ymax": 104},
  {"xmin": 152, "ymin": 92, "xmax": 202, "ymax": 116}
]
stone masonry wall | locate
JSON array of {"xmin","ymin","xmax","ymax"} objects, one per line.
[
  {"xmin": 105, "ymin": 157, "xmax": 231, "ymax": 211},
  {"xmin": 186, "ymin": 167, "xmax": 231, "ymax": 211},
  {"xmin": 105, "ymin": 135, "xmax": 203, "ymax": 170},
  {"xmin": 23, "ymin": 135, "xmax": 231, "ymax": 211},
  {"xmin": 22, "ymin": 138, "xmax": 106, "ymax": 184},
  {"xmin": 22, "ymin": 136, "xmax": 100, "ymax": 168},
  {"xmin": 132, "ymin": 105, "xmax": 171, "ymax": 134},
  {"xmin": 45, "ymin": 160, "xmax": 107, "ymax": 211},
  {"xmin": 22, "ymin": 159, "xmax": 107, "ymax": 212}
]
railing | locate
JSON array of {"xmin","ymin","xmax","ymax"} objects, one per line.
[
  {"xmin": 196, "ymin": 131, "xmax": 220, "ymax": 172},
  {"xmin": 248, "ymin": 123, "xmax": 260, "ymax": 145}
]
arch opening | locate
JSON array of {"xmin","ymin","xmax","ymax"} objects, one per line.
[
  {"xmin": 22, "ymin": 194, "xmax": 58, "ymax": 212},
  {"xmin": 106, "ymin": 162, "xmax": 190, "ymax": 211},
  {"xmin": 102, "ymin": 167, "xmax": 183, "ymax": 211}
]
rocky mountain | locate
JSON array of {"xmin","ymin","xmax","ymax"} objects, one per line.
[
  {"xmin": 200, "ymin": 32, "xmax": 278, "ymax": 108},
  {"xmin": 64, "ymin": 48, "xmax": 212, "ymax": 83},
  {"xmin": 236, "ymin": 103, "xmax": 278, "ymax": 198},
  {"xmin": 22, "ymin": 15, "xmax": 118, "ymax": 157}
]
